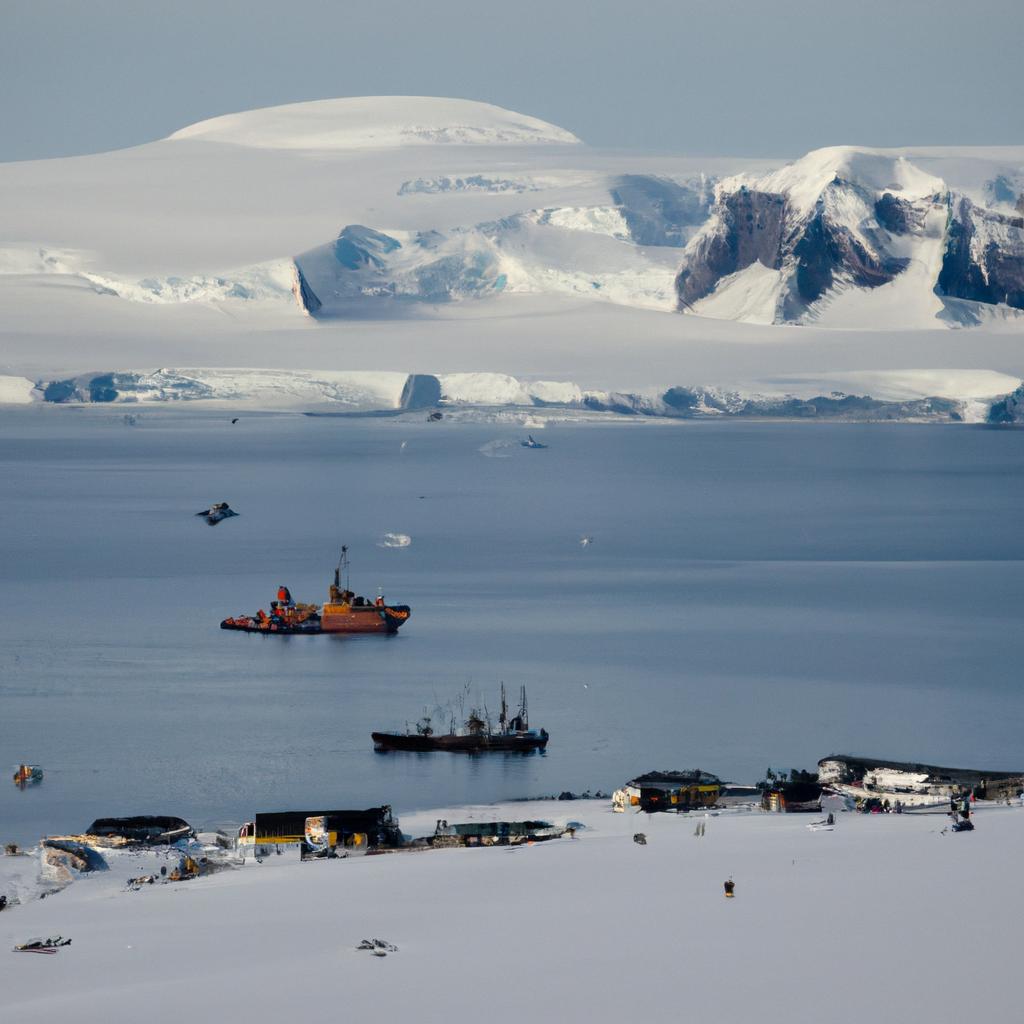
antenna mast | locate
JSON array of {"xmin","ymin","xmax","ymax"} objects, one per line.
[{"xmin": 335, "ymin": 544, "xmax": 350, "ymax": 592}]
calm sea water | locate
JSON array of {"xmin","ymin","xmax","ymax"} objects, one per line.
[{"xmin": 1, "ymin": 409, "xmax": 1023, "ymax": 845}]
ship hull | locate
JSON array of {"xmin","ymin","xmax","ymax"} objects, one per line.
[
  {"xmin": 221, "ymin": 605, "xmax": 410, "ymax": 635},
  {"xmin": 372, "ymin": 731, "xmax": 548, "ymax": 753},
  {"xmin": 321, "ymin": 605, "xmax": 410, "ymax": 633}
]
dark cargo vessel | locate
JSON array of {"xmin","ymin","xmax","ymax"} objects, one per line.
[{"xmin": 373, "ymin": 685, "xmax": 548, "ymax": 753}]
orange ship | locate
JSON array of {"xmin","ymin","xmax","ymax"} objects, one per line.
[{"xmin": 220, "ymin": 548, "xmax": 410, "ymax": 635}]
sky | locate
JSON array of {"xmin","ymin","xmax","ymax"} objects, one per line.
[{"xmin": 2, "ymin": 0, "xmax": 1021, "ymax": 163}]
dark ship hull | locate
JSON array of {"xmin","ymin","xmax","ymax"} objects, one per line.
[{"xmin": 372, "ymin": 730, "xmax": 548, "ymax": 753}]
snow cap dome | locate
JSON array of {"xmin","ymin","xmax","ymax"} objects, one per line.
[
  {"xmin": 720, "ymin": 145, "xmax": 945, "ymax": 218},
  {"xmin": 168, "ymin": 96, "xmax": 582, "ymax": 150}
]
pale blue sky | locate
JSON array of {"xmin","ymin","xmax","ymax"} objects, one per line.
[{"xmin": 2, "ymin": 0, "xmax": 1020, "ymax": 162}]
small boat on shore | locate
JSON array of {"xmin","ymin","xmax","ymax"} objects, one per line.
[
  {"xmin": 373, "ymin": 685, "xmax": 549, "ymax": 753},
  {"xmin": 220, "ymin": 547, "xmax": 410, "ymax": 635}
]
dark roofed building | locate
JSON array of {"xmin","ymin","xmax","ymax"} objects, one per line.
[{"xmin": 615, "ymin": 770, "xmax": 721, "ymax": 812}]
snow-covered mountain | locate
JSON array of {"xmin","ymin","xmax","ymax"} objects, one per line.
[
  {"xmin": 0, "ymin": 96, "xmax": 1021, "ymax": 410},
  {"xmin": 286, "ymin": 145, "xmax": 1024, "ymax": 326},
  {"xmin": 675, "ymin": 146, "xmax": 1024, "ymax": 327},
  {"xmin": 168, "ymin": 96, "xmax": 582, "ymax": 149},
  {"xmin": 291, "ymin": 191, "xmax": 696, "ymax": 315}
]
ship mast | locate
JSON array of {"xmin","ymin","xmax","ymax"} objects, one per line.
[
  {"xmin": 335, "ymin": 544, "xmax": 350, "ymax": 593},
  {"xmin": 499, "ymin": 683, "xmax": 508, "ymax": 735},
  {"xmin": 519, "ymin": 685, "xmax": 528, "ymax": 730}
]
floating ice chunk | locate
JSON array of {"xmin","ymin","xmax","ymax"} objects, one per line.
[{"xmin": 380, "ymin": 533, "xmax": 412, "ymax": 548}]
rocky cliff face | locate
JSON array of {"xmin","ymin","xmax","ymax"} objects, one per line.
[
  {"xmin": 937, "ymin": 197, "xmax": 1024, "ymax": 309},
  {"xmin": 673, "ymin": 147, "xmax": 1024, "ymax": 324},
  {"xmin": 676, "ymin": 189, "xmax": 787, "ymax": 307},
  {"xmin": 675, "ymin": 177, "xmax": 924, "ymax": 320},
  {"xmin": 987, "ymin": 383, "xmax": 1024, "ymax": 423},
  {"xmin": 788, "ymin": 185, "xmax": 910, "ymax": 310}
]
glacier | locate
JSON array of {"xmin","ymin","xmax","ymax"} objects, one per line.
[
  {"xmin": 4, "ymin": 133, "xmax": 1021, "ymax": 328},
  {"xmin": 23, "ymin": 366, "xmax": 1023, "ymax": 424}
]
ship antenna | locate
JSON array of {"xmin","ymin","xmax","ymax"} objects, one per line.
[
  {"xmin": 500, "ymin": 683, "xmax": 508, "ymax": 734},
  {"xmin": 335, "ymin": 544, "xmax": 350, "ymax": 592},
  {"xmin": 520, "ymin": 685, "xmax": 528, "ymax": 730}
]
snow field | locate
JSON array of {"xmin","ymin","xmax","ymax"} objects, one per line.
[
  {"xmin": 0, "ymin": 375, "xmax": 35, "ymax": 404},
  {"xmin": 2, "ymin": 800, "xmax": 1022, "ymax": 1023},
  {"xmin": 691, "ymin": 261, "xmax": 785, "ymax": 324},
  {"xmin": 168, "ymin": 96, "xmax": 582, "ymax": 150}
]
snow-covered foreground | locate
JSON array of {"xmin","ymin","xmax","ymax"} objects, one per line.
[{"xmin": 2, "ymin": 799, "xmax": 1021, "ymax": 1022}]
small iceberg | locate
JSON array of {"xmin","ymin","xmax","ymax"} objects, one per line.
[{"xmin": 380, "ymin": 533, "xmax": 412, "ymax": 548}]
